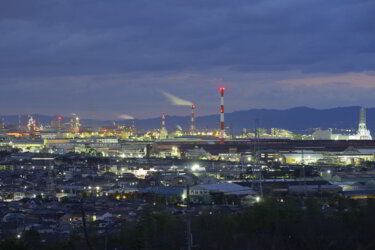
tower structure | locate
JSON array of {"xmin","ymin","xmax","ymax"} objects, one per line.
[
  {"xmin": 359, "ymin": 107, "xmax": 367, "ymax": 130},
  {"xmin": 160, "ymin": 113, "xmax": 168, "ymax": 139},
  {"xmin": 219, "ymin": 87, "xmax": 225, "ymax": 142},
  {"xmin": 27, "ymin": 115, "xmax": 41, "ymax": 136},
  {"xmin": 70, "ymin": 114, "xmax": 81, "ymax": 133},
  {"xmin": 356, "ymin": 107, "xmax": 372, "ymax": 140},
  {"xmin": 27, "ymin": 115, "xmax": 37, "ymax": 132},
  {"xmin": 190, "ymin": 104, "xmax": 196, "ymax": 134}
]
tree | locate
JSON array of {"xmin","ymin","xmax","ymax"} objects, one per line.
[
  {"xmin": 23, "ymin": 228, "xmax": 41, "ymax": 250},
  {"xmin": 0, "ymin": 240, "xmax": 27, "ymax": 250}
]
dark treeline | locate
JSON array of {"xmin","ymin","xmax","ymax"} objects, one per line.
[
  {"xmin": 2, "ymin": 197, "xmax": 375, "ymax": 250},
  {"xmin": 190, "ymin": 198, "xmax": 375, "ymax": 250}
]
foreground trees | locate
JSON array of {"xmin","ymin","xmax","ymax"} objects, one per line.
[{"xmin": 2, "ymin": 197, "xmax": 375, "ymax": 250}]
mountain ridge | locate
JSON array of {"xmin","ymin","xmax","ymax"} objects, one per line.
[{"xmin": 1, "ymin": 106, "xmax": 372, "ymax": 133}]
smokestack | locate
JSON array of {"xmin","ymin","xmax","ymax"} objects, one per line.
[
  {"xmin": 161, "ymin": 112, "xmax": 166, "ymax": 131},
  {"xmin": 220, "ymin": 87, "xmax": 225, "ymax": 142},
  {"xmin": 190, "ymin": 104, "xmax": 196, "ymax": 134},
  {"xmin": 160, "ymin": 112, "xmax": 168, "ymax": 139}
]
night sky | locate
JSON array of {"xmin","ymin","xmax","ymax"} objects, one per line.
[{"xmin": 1, "ymin": 0, "xmax": 375, "ymax": 119}]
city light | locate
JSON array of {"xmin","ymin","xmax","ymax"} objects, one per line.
[
  {"xmin": 191, "ymin": 164, "xmax": 200, "ymax": 171},
  {"xmin": 191, "ymin": 164, "xmax": 206, "ymax": 172},
  {"xmin": 0, "ymin": 1, "xmax": 372, "ymax": 248},
  {"xmin": 181, "ymin": 192, "xmax": 187, "ymax": 200}
]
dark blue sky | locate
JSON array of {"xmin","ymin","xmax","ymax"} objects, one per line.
[{"xmin": 1, "ymin": 0, "xmax": 375, "ymax": 119}]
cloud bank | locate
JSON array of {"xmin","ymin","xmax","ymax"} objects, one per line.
[{"xmin": 0, "ymin": 0, "xmax": 374, "ymax": 118}]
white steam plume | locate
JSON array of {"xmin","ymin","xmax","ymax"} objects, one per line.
[
  {"xmin": 117, "ymin": 114, "xmax": 135, "ymax": 120},
  {"xmin": 160, "ymin": 90, "xmax": 193, "ymax": 106}
]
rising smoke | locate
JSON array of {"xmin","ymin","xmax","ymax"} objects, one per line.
[
  {"xmin": 160, "ymin": 90, "xmax": 193, "ymax": 106},
  {"xmin": 117, "ymin": 114, "xmax": 135, "ymax": 120}
]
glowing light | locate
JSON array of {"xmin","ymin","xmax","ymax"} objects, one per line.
[
  {"xmin": 256, "ymin": 196, "xmax": 261, "ymax": 202},
  {"xmin": 191, "ymin": 164, "xmax": 204, "ymax": 172},
  {"xmin": 134, "ymin": 168, "xmax": 148, "ymax": 178}
]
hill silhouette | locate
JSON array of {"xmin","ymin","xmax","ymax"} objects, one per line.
[{"xmin": 1, "ymin": 106, "xmax": 371, "ymax": 134}]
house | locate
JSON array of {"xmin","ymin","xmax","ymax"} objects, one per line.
[{"xmin": 188, "ymin": 183, "xmax": 257, "ymax": 205}]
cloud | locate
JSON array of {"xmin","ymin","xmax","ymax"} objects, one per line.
[
  {"xmin": 0, "ymin": 0, "xmax": 374, "ymax": 118},
  {"xmin": 1, "ymin": 0, "xmax": 375, "ymax": 77},
  {"xmin": 279, "ymin": 72, "xmax": 375, "ymax": 88},
  {"xmin": 1, "ymin": 69, "xmax": 375, "ymax": 119}
]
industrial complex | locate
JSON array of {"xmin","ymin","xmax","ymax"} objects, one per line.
[{"xmin": 0, "ymin": 89, "xmax": 375, "ymax": 247}]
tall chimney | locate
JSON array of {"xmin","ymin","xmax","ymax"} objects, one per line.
[
  {"xmin": 160, "ymin": 112, "xmax": 168, "ymax": 139},
  {"xmin": 161, "ymin": 112, "xmax": 166, "ymax": 131},
  {"xmin": 190, "ymin": 104, "xmax": 196, "ymax": 134},
  {"xmin": 220, "ymin": 87, "xmax": 225, "ymax": 142}
]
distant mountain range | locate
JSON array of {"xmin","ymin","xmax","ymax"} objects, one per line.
[{"xmin": 1, "ymin": 106, "xmax": 372, "ymax": 134}]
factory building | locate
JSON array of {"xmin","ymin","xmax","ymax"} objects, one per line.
[{"xmin": 312, "ymin": 107, "xmax": 372, "ymax": 140}]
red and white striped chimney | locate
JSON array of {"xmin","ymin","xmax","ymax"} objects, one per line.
[
  {"xmin": 190, "ymin": 104, "xmax": 196, "ymax": 133},
  {"xmin": 220, "ymin": 87, "xmax": 225, "ymax": 140}
]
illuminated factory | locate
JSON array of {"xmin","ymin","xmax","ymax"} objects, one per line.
[
  {"xmin": 69, "ymin": 113, "xmax": 81, "ymax": 133},
  {"xmin": 313, "ymin": 107, "xmax": 372, "ymax": 140},
  {"xmin": 1, "ymin": 89, "xmax": 374, "ymax": 164},
  {"xmin": 355, "ymin": 107, "xmax": 372, "ymax": 140}
]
